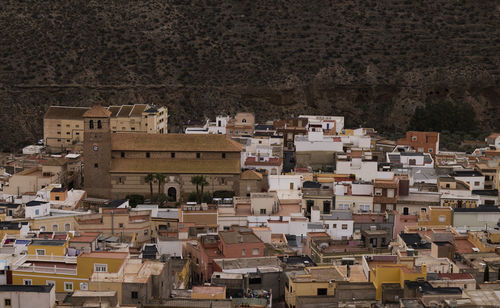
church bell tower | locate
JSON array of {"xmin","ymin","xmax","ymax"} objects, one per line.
[{"xmin": 83, "ymin": 106, "xmax": 112, "ymax": 198}]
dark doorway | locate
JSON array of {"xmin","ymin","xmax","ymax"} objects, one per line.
[{"xmin": 167, "ymin": 187, "xmax": 177, "ymax": 201}]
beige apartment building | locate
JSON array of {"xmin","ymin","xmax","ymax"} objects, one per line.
[{"xmin": 44, "ymin": 104, "xmax": 168, "ymax": 153}]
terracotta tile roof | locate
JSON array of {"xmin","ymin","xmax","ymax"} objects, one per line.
[
  {"xmin": 111, "ymin": 158, "xmax": 240, "ymax": 174},
  {"xmin": 107, "ymin": 106, "xmax": 121, "ymax": 117},
  {"xmin": 245, "ymin": 157, "xmax": 282, "ymax": 166},
  {"xmin": 44, "ymin": 106, "xmax": 90, "ymax": 120},
  {"xmin": 79, "ymin": 252, "xmax": 128, "ymax": 259},
  {"xmin": 240, "ymin": 170, "xmax": 263, "ymax": 180},
  {"xmin": 130, "ymin": 104, "xmax": 147, "ymax": 116},
  {"xmin": 116, "ymin": 105, "xmax": 134, "ymax": 117},
  {"xmin": 83, "ymin": 106, "xmax": 111, "ymax": 118},
  {"xmin": 437, "ymin": 273, "xmax": 474, "ymax": 280},
  {"xmin": 111, "ymin": 133, "xmax": 242, "ymax": 152}
]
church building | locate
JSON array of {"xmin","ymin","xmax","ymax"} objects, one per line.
[{"xmin": 83, "ymin": 106, "xmax": 242, "ymax": 200}]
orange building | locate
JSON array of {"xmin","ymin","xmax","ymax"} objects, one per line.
[{"xmin": 398, "ymin": 131, "xmax": 439, "ymax": 156}]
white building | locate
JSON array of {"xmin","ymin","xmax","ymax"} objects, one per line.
[
  {"xmin": 0, "ymin": 285, "xmax": 55, "ymax": 308},
  {"xmin": 24, "ymin": 200, "xmax": 50, "ymax": 219},
  {"xmin": 299, "ymin": 115, "xmax": 345, "ymax": 133},
  {"xmin": 319, "ymin": 210, "xmax": 354, "ymax": 240},
  {"xmin": 386, "ymin": 152, "xmax": 434, "ymax": 168},
  {"xmin": 268, "ymin": 175, "xmax": 303, "ymax": 200},
  {"xmin": 336, "ymin": 153, "xmax": 378, "ymax": 182},
  {"xmin": 451, "ymin": 170, "xmax": 485, "ymax": 190}
]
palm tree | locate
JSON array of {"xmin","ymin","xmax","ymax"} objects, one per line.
[
  {"xmin": 145, "ymin": 173, "xmax": 155, "ymax": 202},
  {"xmin": 199, "ymin": 176, "xmax": 209, "ymax": 203},
  {"xmin": 191, "ymin": 175, "xmax": 203, "ymax": 203},
  {"xmin": 155, "ymin": 173, "xmax": 166, "ymax": 197}
]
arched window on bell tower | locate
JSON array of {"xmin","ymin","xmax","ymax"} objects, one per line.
[
  {"xmin": 97, "ymin": 120, "xmax": 102, "ymax": 129},
  {"xmin": 89, "ymin": 120, "xmax": 94, "ymax": 129}
]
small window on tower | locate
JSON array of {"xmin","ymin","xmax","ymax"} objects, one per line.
[
  {"xmin": 89, "ymin": 120, "xmax": 94, "ymax": 129},
  {"xmin": 196, "ymin": 153, "xmax": 201, "ymax": 159},
  {"xmin": 97, "ymin": 120, "xmax": 102, "ymax": 129},
  {"xmin": 222, "ymin": 153, "xmax": 226, "ymax": 159},
  {"xmin": 94, "ymin": 163, "xmax": 98, "ymax": 168},
  {"xmin": 171, "ymin": 152, "xmax": 175, "ymax": 158},
  {"xmin": 146, "ymin": 152, "xmax": 150, "ymax": 158},
  {"xmin": 121, "ymin": 152, "xmax": 125, "ymax": 158}
]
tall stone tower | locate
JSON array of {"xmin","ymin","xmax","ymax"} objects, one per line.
[{"xmin": 83, "ymin": 106, "xmax": 112, "ymax": 198}]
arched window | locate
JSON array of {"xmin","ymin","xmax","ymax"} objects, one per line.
[
  {"xmin": 97, "ymin": 120, "xmax": 102, "ymax": 129},
  {"xmin": 89, "ymin": 120, "xmax": 94, "ymax": 129},
  {"xmin": 242, "ymin": 119, "xmax": 247, "ymax": 123}
]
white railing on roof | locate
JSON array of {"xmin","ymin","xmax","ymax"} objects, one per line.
[
  {"xmin": 27, "ymin": 254, "xmax": 77, "ymax": 264},
  {"xmin": 17, "ymin": 264, "xmax": 77, "ymax": 275}
]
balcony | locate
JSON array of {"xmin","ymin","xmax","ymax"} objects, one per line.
[{"xmin": 26, "ymin": 254, "xmax": 77, "ymax": 264}]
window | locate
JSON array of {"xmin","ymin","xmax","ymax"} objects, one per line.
[
  {"xmin": 94, "ymin": 264, "xmax": 108, "ymax": 272},
  {"xmin": 131, "ymin": 291, "xmax": 138, "ymax": 299},
  {"xmin": 417, "ymin": 147, "xmax": 424, "ymax": 153},
  {"xmin": 80, "ymin": 282, "xmax": 88, "ymax": 290},
  {"xmin": 387, "ymin": 189, "xmax": 395, "ymax": 198},
  {"xmin": 317, "ymin": 288, "xmax": 327, "ymax": 295},
  {"xmin": 52, "ymin": 224, "xmax": 58, "ymax": 231},
  {"xmin": 222, "ymin": 153, "xmax": 226, "ymax": 159},
  {"xmin": 375, "ymin": 188, "xmax": 382, "ymax": 196},
  {"xmin": 57, "ymin": 124, "xmax": 61, "ymax": 127},
  {"xmin": 374, "ymin": 204, "xmax": 381, "ymax": 213},
  {"xmin": 131, "ymin": 127, "xmax": 135, "ymax": 131},
  {"xmin": 36, "ymin": 249, "xmax": 45, "ymax": 256},
  {"xmin": 359, "ymin": 204, "xmax": 371, "ymax": 212},
  {"xmin": 249, "ymin": 277, "xmax": 262, "ymax": 284},
  {"xmin": 97, "ymin": 120, "xmax": 102, "ymax": 129},
  {"xmin": 146, "ymin": 152, "xmax": 150, "ymax": 158},
  {"xmin": 196, "ymin": 152, "xmax": 201, "ymax": 159},
  {"xmin": 119, "ymin": 223, "xmax": 124, "ymax": 228},
  {"xmin": 428, "ymin": 148, "xmax": 433, "ymax": 153},
  {"xmin": 35, "ymin": 209, "xmax": 39, "ymax": 215},
  {"xmin": 66, "ymin": 132, "xmax": 70, "ymax": 135},
  {"xmin": 121, "ymin": 152, "xmax": 125, "ymax": 158},
  {"xmin": 386, "ymin": 204, "xmax": 394, "ymax": 211},
  {"xmin": 89, "ymin": 120, "xmax": 94, "ymax": 129},
  {"xmin": 144, "ymin": 229, "xmax": 148, "ymax": 235},
  {"xmin": 94, "ymin": 163, "xmax": 99, "ymax": 168},
  {"xmin": 76, "ymin": 132, "xmax": 80, "ymax": 135},
  {"xmin": 55, "ymin": 196, "xmax": 60, "ymax": 201},
  {"xmin": 474, "ymin": 181, "xmax": 480, "ymax": 187},
  {"xmin": 242, "ymin": 119, "xmax": 247, "ymax": 123},
  {"xmin": 252, "ymin": 248, "xmax": 260, "ymax": 256},
  {"xmin": 64, "ymin": 223, "xmax": 71, "ymax": 231},
  {"xmin": 438, "ymin": 215, "xmax": 446, "ymax": 222},
  {"xmin": 260, "ymin": 209, "xmax": 266, "ymax": 215},
  {"xmin": 242, "ymin": 249, "xmax": 246, "ymax": 256},
  {"xmin": 23, "ymin": 279, "xmax": 32, "ymax": 285},
  {"xmin": 342, "ymin": 224, "xmax": 348, "ymax": 230},
  {"xmin": 337, "ymin": 204, "xmax": 349, "ymax": 210},
  {"xmin": 290, "ymin": 182, "xmax": 294, "ymax": 190},
  {"xmin": 4, "ymin": 299, "xmax": 11, "ymax": 306},
  {"xmin": 411, "ymin": 136, "xmax": 417, "ymax": 141},
  {"xmin": 446, "ymin": 184, "xmax": 450, "ymax": 188},
  {"xmin": 64, "ymin": 282, "xmax": 73, "ymax": 291},
  {"xmin": 171, "ymin": 152, "xmax": 175, "ymax": 158},
  {"xmin": 332, "ymin": 224, "xmax": 337, "ymax": 228}
]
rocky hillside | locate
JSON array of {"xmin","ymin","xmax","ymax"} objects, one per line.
[{"xmin": 0, "ymin": 0, "xmax": 499, "ymax": 151}]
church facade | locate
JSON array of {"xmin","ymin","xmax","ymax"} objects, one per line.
[{"xmin": 83, "ymin": 106, "xmax": 242, "ymax": 200}]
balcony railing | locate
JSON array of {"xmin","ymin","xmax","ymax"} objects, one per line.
[
  {"xmin": 27, "ymin": 254, "xmax": 77, "ymax": 264},
  {"xmin": 16, "ymin": 264, "xmax": 77, "ymax": 275}
]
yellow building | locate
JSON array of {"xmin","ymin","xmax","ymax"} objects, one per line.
[
  {"xmin": 30, "ymin": 212, "xmax": 85, "ymax": 232},
  {"xmin": 44, "ymin": 104, "xmax": 168, "ymax": 153},
  {"xmin": 369, "ymin": 263, "xmax": 427, "ymax": 300},
  {"xmin": 12, "ymin": 250, "xmax": 128, "ymax": 293},
  {"xmin": 27, "ymin": 239, "xmax": 69, "ymax": 257},
  {"xmin": 418, "ymin": 206, "xmax": 453, "ymax": 227},
  {"xmin": 285, "ymin": 266, "xmax": 344, "ymax": 308}
]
